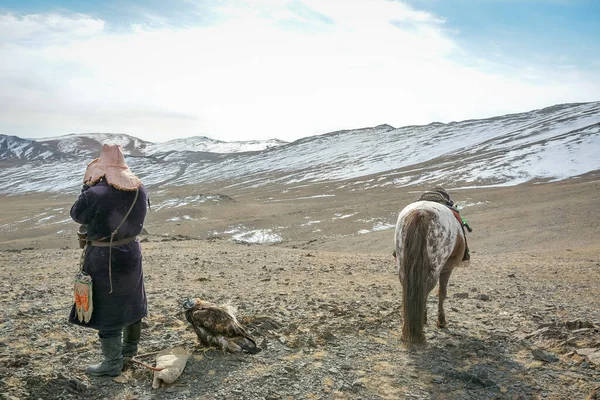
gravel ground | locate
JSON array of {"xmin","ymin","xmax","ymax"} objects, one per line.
[{"xmin": 1, "ymin": 179, "xmax": 599, "ymax": 399}]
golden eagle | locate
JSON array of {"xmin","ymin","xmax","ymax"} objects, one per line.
[{"xmin": 182, "ymin": 298, "xmax": 261, "ymax": 354}]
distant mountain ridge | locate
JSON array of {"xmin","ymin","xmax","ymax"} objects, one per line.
[
  {"xmin": 144, "ymin": 136, "xmax": 288, "ymax": 155},
  {"xmin": 0, "ymin": 135, "xmax": 61, "ymax": 163},
  {"xmin": 38, "ymin": 133, "xmax": 151, "ymax": 158},
  {"xmin": 0, "ymin": 101, "xmax": 599, "ymax": 195},
  {"xmin": 0, "ymin": 133, "xmax": 288, "ymax": 164}
]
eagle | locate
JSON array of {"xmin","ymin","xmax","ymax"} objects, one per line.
[{"xmin": 182, "ymin": 298, "xmax": 261, "ymax": 354}]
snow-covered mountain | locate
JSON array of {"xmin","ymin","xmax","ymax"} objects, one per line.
[
  {"xmin": 144, "ymin": 136, "xmax": 288, "ymax": 156},
  {"xmin": 34, "ymin": 133, "xmax": 287, "ymax": 158},
  {"xmin": 1, "ymin": 101, "xmax": 599, "ymax": 195},
  {"xmin": 37, "ymin": 133, "xmax": 151, "ymax": 158},
  {"xmin": 0, "ymin": 135, "xmax": 62, "ymax": 163}
]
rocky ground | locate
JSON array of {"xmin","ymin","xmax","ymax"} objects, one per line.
[{"xmin": 0, "ymin": 177, "xmax": 599, "ymax": 399}]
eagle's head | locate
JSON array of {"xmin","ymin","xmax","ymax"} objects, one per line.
[{"xmin": 182, "ymin": 298, "xmax": 198, "ymax": 310}]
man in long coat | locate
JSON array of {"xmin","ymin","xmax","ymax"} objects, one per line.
[{"xmin": 69, "ymin": 144, "xmax": 148, "ymax": 377}]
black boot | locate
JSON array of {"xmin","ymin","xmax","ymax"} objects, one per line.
[
  {"xmin": 122, "ymin": 321, "xmax": 141, "ymax": 358},
  {"xmin": 86, "ymin": 336, "xmax": 123, "ymax": 377}
]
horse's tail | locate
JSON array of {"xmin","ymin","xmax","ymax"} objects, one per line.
[{"xmin": 401, "ymin": 209, "xmax": 432, "ymax": 345}]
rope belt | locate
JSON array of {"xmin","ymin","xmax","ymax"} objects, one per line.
[{"xmin": 90, "ymin": 236, "xmax": 138, "ymax": 247}]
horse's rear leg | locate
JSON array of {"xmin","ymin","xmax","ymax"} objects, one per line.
[{"xmin": 437, "ymin": 268, "xmax": 453, "ymax": 328}]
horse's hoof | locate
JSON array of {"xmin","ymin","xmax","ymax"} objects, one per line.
[{"xmin": 437, "ymin": 321, "xmax": 447, "ymax": 328}]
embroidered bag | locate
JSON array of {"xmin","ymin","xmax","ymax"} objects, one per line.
[{"xmin": 74, "ymin": 250, "xmax": 93, "ymax": 323}]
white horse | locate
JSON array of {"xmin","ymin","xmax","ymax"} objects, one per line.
[{"xmin": 394, "ymin": 201, "xmax": 466, "ymax": 344}]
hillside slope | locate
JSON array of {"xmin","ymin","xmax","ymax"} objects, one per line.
[{"xmin": 0, "ymin": 102, "xmax": 598, "ymax": 195}]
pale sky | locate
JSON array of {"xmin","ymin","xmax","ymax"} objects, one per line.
[{"xmin": 1, "ymin": 0, "xmax": 599, "ymax": 142}]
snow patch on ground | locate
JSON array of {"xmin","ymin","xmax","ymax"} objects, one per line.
[
  {"xmin": 154, "ymin": 195, "xmax": 226, "ymax": 211},
  {"xmin": 358, "ymin": 220, "xmax": 395, "ymax": 234},
  {"xmin": 168, "ymin": 215, "xmax": 202, "ymax": 222},
  {"xmin": 301, "ymin": 220, "xmax": 321, "ymax": 226},
  {"xmin": 232, "ymin": 229, "xmax": 282, "ymax": 244},
  {"xmin": 332, "ymin": 213, "xmax": 356, "ymax": 220},
  {"xmin": 372, "ymin": 222, "xmax": 395, "ymax": 231},
  {"xmin": 53, "ymin": 218, "xmax": 73, "ymax": 225},
  {"xmin": 457, "ymin": 201, "xmax": 490, "ymax": 208},
  {"xmin": 268, "ymin": 194, "xmax": 336, "ymax": 202}
]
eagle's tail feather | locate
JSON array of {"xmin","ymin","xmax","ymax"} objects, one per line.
[{"xmin": 235, "ymin": 336, "xmax": 261, "ymax": 354}]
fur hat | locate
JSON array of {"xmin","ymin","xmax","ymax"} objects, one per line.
[{"xmin": 83, "ymin": 144, "xmax": 142, "ymax": 191}]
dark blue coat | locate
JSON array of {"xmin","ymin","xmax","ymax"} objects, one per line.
[{"xmin": 69, "ymin": 180, "xmax": 148, "ymax": 331}]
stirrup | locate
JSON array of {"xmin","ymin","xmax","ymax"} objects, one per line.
[{"xmin": 462, "ymin": 249, "xmax": 470, "ymax": 261}]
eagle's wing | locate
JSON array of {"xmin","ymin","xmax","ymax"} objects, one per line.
[
  {"xmin": 186, "ymin": 305, "xmax": 260, "ymax": 353},
  {"xmin": 189, "ymin": 305, "xmax": 248, "ymax": 338}
]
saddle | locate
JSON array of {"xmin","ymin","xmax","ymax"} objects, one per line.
[
  {"xmin": 392, "ymin": 194, "xmax": 472, "ymax": 261},
  {"xmin": 417, "ymin": 191, "xmax": 471, "ymax": 260},
  {"xmin": 418, "ymin": 191, "xmax": 463, "ymax": 226},
  {"xmin": 418, "ymin": 191, "xmax": 452, "ymax": 206}
]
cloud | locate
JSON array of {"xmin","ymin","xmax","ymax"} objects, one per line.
[
  {"xmin": 0, "ymin": 0, "xmax": 598, "ymax": 142},
  {"xmin": 0, "ymin": 12, "xmax": 105, "ymax": 45}
]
